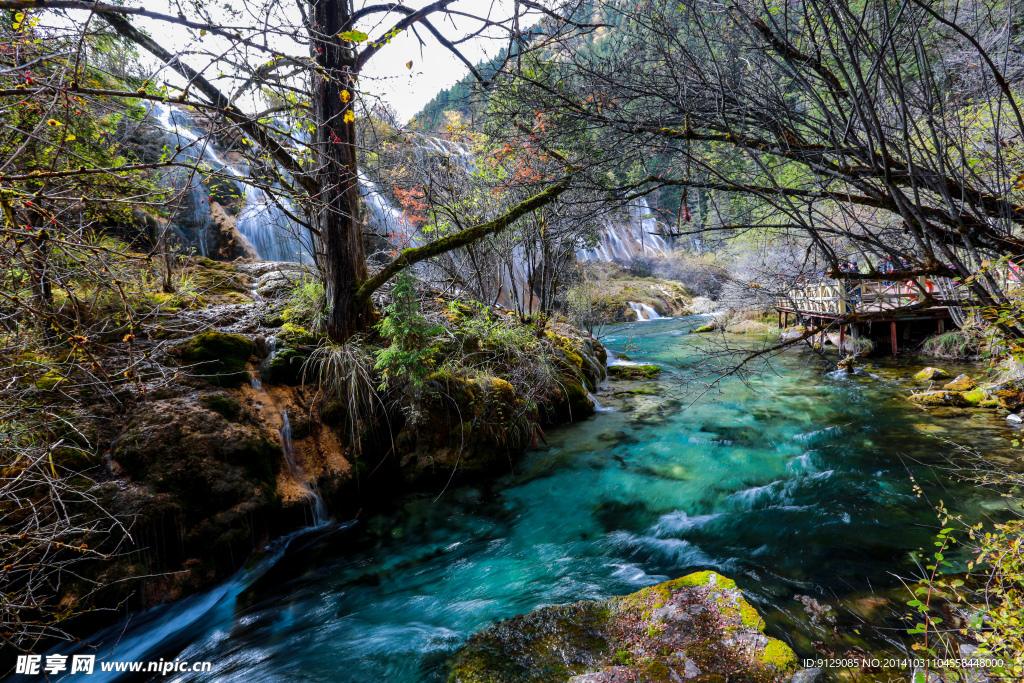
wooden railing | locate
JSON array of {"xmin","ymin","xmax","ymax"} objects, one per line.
[{"xmin": 776, "ymin": 278, "xmax": 961, "ymax": 316}]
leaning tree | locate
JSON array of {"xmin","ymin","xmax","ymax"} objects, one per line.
[{"xmin": 0, "ymin": 0, "xmax": 592, "ymax": 340}]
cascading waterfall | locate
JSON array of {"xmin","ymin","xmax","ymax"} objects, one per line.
[
  {"xmin": 236, "ymin": 184, "xmax": 308, "ymax": 262},
  {"xmin": 144, "ymin": 106, "xmax": 675, "ymax": 278},
  {"xmin": 358, "ymin": 173, "xmax": 420, "ymax": 248},
  {"xmin": 629, "ymin": 301, "xmax": 663, "ymax": 321},
  {"xmin": 279, "ymin": 411, "xmax": 328, "ymax": 527},
  {"xmin": 577, "ymin": 198, "xmax": 670, "ymax": 263},
  {"xmin": 145, "ymin": 103, "xmax": 307, "ymax": 262}
]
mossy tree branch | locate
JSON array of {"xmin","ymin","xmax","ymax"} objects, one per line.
[{"xmin": 353, "ymin": 178, "xmax": 571, "ymax": 309}]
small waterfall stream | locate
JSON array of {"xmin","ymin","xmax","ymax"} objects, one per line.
[{"xmin": 278, "ymin": 410, "xmax": 329, "ymax": 528}]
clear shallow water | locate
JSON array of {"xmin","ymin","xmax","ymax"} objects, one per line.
[{"xmin": 63, "ymin": 317, "xmax": 1018, "ymax": 682}]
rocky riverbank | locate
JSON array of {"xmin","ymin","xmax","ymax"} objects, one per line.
[
  {"xmin": 54, "ymin": 257, "xmax": 609, "ymax": 630},
  {"xmin": 447, "ymin": 571, "xmax": 810, "ymax": 683}
]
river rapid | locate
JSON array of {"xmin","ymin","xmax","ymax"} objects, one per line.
[{"xmin": 60, "ymin": 316, "xmax": 1018, "ymax": 682}]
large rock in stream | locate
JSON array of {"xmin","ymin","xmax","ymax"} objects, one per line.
[{"xmin": 447, "ymin": 571, "xmax": 801, "ymax": 683}]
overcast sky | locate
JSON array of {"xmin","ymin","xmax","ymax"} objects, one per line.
[{"xmin": 120, "ymin": 0, "xmax": 517, "ymax": 123}]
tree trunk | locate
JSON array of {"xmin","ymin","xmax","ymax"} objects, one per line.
[{"xmin": 311, "ymin": 0, "xmax": 372, "ymax": 341}]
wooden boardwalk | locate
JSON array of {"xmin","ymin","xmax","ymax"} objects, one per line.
[
  {"xmin": 775, "ymin": 278, "xmax": 963, "ymax": 318},
  {"xmin": 774, "ymin": 277, "xmax": 964, "ymax": 354}
]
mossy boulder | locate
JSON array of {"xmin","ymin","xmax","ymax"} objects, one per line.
[
  {"xmin": 607, "ymin": 365, "xmax": 662, "ymax": 380},
  {"xmin": 546, "ymin": 325, "xmax": 607, "ymax": 391},
  {"xmin": 447, "ymin": 570, "xmax": 800, "ymax": 683},
  {"xmin": 261, "ymin": 345, "xmax": 310, "ymax": 385},
  {"xmin": 989, "ymin": 379, "xmax": 1024, "ymax": 410},
  {"xmin": 943, "ymin": 374, "xmax": 976, "ymax": 392},
  {"xmin": 961, "ymin": 388, "xmax": 991, "ymax": 406},
  {"xmin": 174, "ymin": 331, "xmax": 255, "ymax": 387},
  {"xmin": 914, "ymin": 367, "xmax": 950, "ymax": 381},
  {"xmin": 908, "ymin": 391, "xmax": 968, "ymax": 407},
  {"xmin": 694, "ymin": 323, "xmax": 717, "ymax": 333},
  {"xmin": 198, "ymin": 392, "xmax": 241, "ymax": 420},
  {"xmin": 541, "ymin": 380, "xmax": 595, "ymax": 426},
  {"xmin": 395, "ymin": 373, "xmax": 537, "ymax": 483}
]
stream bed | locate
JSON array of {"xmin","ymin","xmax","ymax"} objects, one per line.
[{"xmin": 62, "ymin": 317, "xmax": 1019, "ymax": 682}]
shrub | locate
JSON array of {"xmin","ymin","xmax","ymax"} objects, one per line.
[
  {"xmin": 921, "ymin": 328, "xmax": 982, "ymax": 359},
  {"xmin": 374, "ymin": 272, "xmax": 443, "ymax": 389}
]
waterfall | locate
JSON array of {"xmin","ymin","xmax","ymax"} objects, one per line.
[
  {"xmin": 145, "ymin": 103, "xmax": 307, "ymax": 262},
  {"xmin": 628, "ymin": 301, "xmax": 663, "ymax": 321},
  {"xmin": 236, "ymin": 184, "xmax": 309, "ymax": 262},
  {"xmin": 577, "ymin": 198, "xmax": 670, "ymax": 263},
  {"xmin": 279, "ymin": 410, "xmax": 328, "ymax": 527},
  {"xmin": 358, "ymin": 174, "xmax": 420, "ymax": 248},
  {"xmin": 587, "ymin": 391, "xmax": 614, "ymax": 412}
]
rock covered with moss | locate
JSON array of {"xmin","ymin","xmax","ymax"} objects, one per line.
[
  {"xmin": 173, "ymin": 330, "xmax": 255, "ymax": 387},
  {"xmin": 914, "ymin": 367, "xmax": 950, "ymax": 381},
  {"xmin": 943, "ymin": 374, "xmax": 976, "ymax": 392},
  {"xmin": 396, "ymin": 374, "xmax": 537, "ymax": 481},
  {"xmin": 908, "ymin": 390, "xmax": 969, "ymax": 407},
  {"xmin": 447, "ymin": 571, "xmax": 801, "ymax": 683},
  {"xmin": 103, "ymin": 394, "xmax": 284, "ymax": 603}
]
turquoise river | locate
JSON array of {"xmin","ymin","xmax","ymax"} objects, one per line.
[{"xmin": 57, "ymin": 316, "xmax": 1019, "ymax": 681}]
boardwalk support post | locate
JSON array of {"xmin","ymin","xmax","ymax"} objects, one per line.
[
  {"xmin": 839, "ymin": 325, "xmax": 845, "ymax": 354},
  {"xmin": 890, "ymin": 321, "xmax": 898, "ymax": 355}
]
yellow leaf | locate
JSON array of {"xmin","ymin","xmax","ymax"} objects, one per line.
[
  {"xmin": 344, "ymin": 110, "xmax": 355, "ymax": 124},
  {"xmin": 47, "ymin": 119, "xmax": 62, "ymax": 126},
  {"xmin": 66, "ymin": 134, "xmax": 76, "ymax": 141},
  {"xmin": 406, "ymin": 60, "xmax": 413, "ymax": 69},
  {"xmin": 340, "ymin": 90, "xmax": 350, "ymax": 103}
]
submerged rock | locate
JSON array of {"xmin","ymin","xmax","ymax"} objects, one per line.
[
  {"xmin": 914, "ymin": 367, "xmax": 950, "ymax": 381},
  {"xmin": 943, "ymin": 374, "xmax": 976, "ymax": 392},
  {"xmin": 447, "ymin": 571, "xmax": 800, "ymax": 683},
  {"xmin": 608, "ymin": 365, "xmax": 662, "ymax": 380}
]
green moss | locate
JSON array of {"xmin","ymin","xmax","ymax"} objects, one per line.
[
  {"xmin": 263, "ymin": 346, "xmax": 309, "ymax": 385},
  {"xmin": 279, "ymin": 322, "xmax": 317, "ymax": 345},
  {"xmin": 542, "ymin": 380, "xmax": 594, "ymax": 425},
  {"xmin": 644, "ymin": 659, "xmax": 672, "ymax": 681},
  {"xmin": 547, "ymin": 331, "xmax": 585, "ymax": 372},
  {"xmin": 198, "ymin": 392, "xmax": 241, "ymax": 420},
  {"xmin": 962, "ymin": 388, "xmax": 987, "ymax": 405},
  {"xmin": 757, "ymin": 639, "xmax": 798, "ymax": 672},
  {"xmin": 173, "ymin": 331, "xmax": 255, "ymax": 387},
  {"xmin": 607, "ymin": 365, "xmax": 662, "ymax": 380},
  {"xmin": 694, "ymin": 324, "xmax": 716, "ymax": 333},
  {"xmin": 665, "ymin": 571, "xmax": 736, "ymax": 590},
  {"xmin": 36, "ymin": 369, "xmax": 64, "ymax": 391},
  {"xmin": 738, "ymin": 600, "xmax": 764, "ymax": 629}
]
